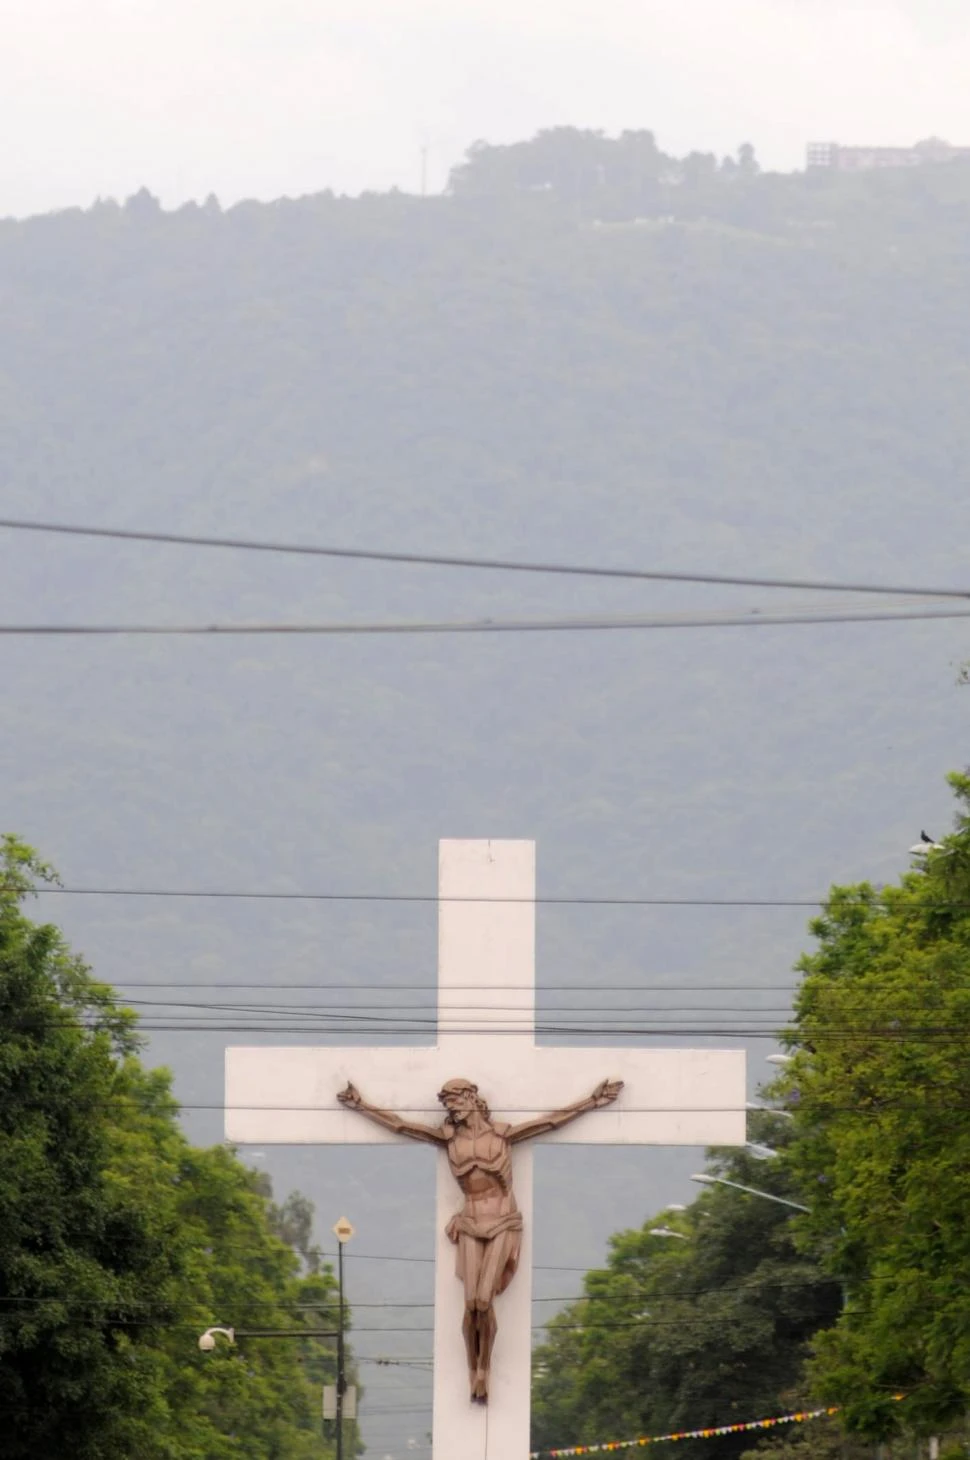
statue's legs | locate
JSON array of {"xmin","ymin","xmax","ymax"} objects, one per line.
[
  {"xmin": 475, "ymin": 1303, "xmax": 498, "ymax": 1398},
  {"xmin": 462, "ymin": 1305, "xmax": 482, "ymax": 1397},
  {"xmin": 460, "ymin": 1237, "xmax": 489, "ymax": 1401},
  {"xmin": 458, "ymin": 1228, "xmax": 521, "ymax": 1402},
  {"xmin": 462, "ymin": 1303, "xmax": 496, "ymax": 1402}
]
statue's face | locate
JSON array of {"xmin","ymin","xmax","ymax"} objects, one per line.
[{"xmin": 439, "ymin": 1083, "xmax": 478, "ymax": 1120}]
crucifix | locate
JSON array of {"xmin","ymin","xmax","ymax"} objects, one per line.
[{"xmin": 225, "ymin": 840, "xmax": 746, "ymax": 1460}]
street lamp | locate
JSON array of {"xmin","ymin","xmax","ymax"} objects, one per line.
[
  {"xmin": 765, "ymin": 1054, "xmax": 792, "ymax": 1067},
  {"xmin": 648, "ymin": 1226, "xmax": 689, "ymax": 1241},
  {"xmin": 746, "ymin": 1142, "xmax": 779, "ymax": 1161},
  {"xmin": 747, "ymin": 1102, "xmax": 793, "ymax": 1121},
  {"xmin": 690, "ymin": 1173, "xmax": 809, "ymax": 1212},
  {"xmin": 332, "ymin": 1216, "xmax": 355, "ymax": 1460},
  {"xmin": 198, "ymin": 1325, "xmax": 337, "ymax": 1345},
  {"xmin": 692, "ymin": 1177, "xmax": 850, "ymax": 1313}
]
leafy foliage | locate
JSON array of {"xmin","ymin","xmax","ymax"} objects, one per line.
[
  {"xmin": 774, "ymin": 773, "xmax": 970, "ymax": 1441},
  {"xmin": 738, "ymin": 1413, "xmax": 881, "ymax": 1458},
  {"xmin": 0, "ymin": 836, "xmax": 354, "ymax": 1458},
  {"xmin": 531, "ymin": 1114, "xmax": 841, "ymax": 1458}
]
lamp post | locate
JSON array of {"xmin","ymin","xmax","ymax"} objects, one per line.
[
  {"xmin": 333, "ymin": 1216, "xmax": 355, "ymax": 1460},
  {"xmin": 692, "ymin": 1173, "xmax": 849, "ymax": 1309},
  {"xmin": 648, "ymin": 1226, "xmax": 689, "ymax": 1241},
  {"xmin": 690, "ymin": 1173, "xmax": 809, "ymax": 1213},
  {"xmin": 746, "ymin": 1142, "xmax": 779, "ymax": 1161},
  {"xmin": 747, "ymin": 1102, "xmax": 793, "ymax": 1121},
  {"xmin": 198, "ymin": 1325, "xmax": 338, "ymax": 1346}
]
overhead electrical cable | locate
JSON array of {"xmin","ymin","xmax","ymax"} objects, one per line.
[
  {"xmin": 0, "ymin": 1275, "xmax": 850, "ymax": 1312},
  {"xmin": 2, "ymin": 515, "xmax": 969, "ymax": 600},
  {"xmin": 5, "ymin": 605, "xmax": 970, "ymax": 635},
  {"xmin": 114, "ymin": 999, "xmax": 798, "ymax": 1013},
  {"xmin": 106, "ymin": 981, "xmax": 803, "ymax": 990},
  {"xmin": 8, "ymin": 884, "xmax": 960, "ymax": 908},
  {"xmin": 6, "ymin": 1097, "xmax": 969, "ymax": 1113}
]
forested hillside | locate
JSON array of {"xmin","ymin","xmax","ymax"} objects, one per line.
[{"xmin": 2, "ymin": 130, "xmax": 970, "ymax": 1453}]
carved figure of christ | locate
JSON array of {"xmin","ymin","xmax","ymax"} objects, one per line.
[
  {"xmin": 224, "ymin": 840, "xmax": 746, "ymax": 1460},
  {"xmin": 337, "ymin": 1073, "xmax": 623, "ymax": 1402}
]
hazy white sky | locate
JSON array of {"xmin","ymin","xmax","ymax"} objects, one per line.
[{"xmin": 3, "ymin": 0, "xmax": 970, "ymax": 216}]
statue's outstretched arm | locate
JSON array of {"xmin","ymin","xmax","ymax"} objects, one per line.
[
  {"xmin": 337, "ymin": 1082, "xmax": 447, "ymax": 1145},
  {"xmin": 508, "ymin": 1078, "xmax": 624, "ymax": 1144}
]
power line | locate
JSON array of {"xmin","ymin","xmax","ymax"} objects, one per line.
[
  {"xmin": 6, "ymin": 1098, "xmax": 970, "ymax": 1113},
  {"xmin": 0, "ymin": 1310, "xmax": 924, "ymax": 1336},
  {"xmin": 0, "ymin": 1278, "xmax": 847, "ymax": 1325},
  {"xmin": 5, "ymin": 605, "xmax": 970, "ymax": 636},
  {"xmin": 0, "ymin": 1019, "xmax": 798, "ymax": 1034},
  {"xmin": 15, "ymin": 884, "xmax": 960, "ymax": 909},
  {"xmin": 0, "ymin": 1275, "xmax": 845, "ymax": 1313},
  {"xmin": 2, "ymin": 515, "xmax": 969, "ymax": 601},
  {"xmin": 123, "ymin": 1000, "xmax": 796, "ymax": 1010},
  {"xmin": 116, "ymin": 999, "xmax": 798, "ymax": 1012},
  {"xmin": 0, "ymin": 1295, "xmax": 853, "ymax": 1335},
  {"xmin": 15, "ymin": 1011, "xmax": 970, "ymax": 1037},
  {"xmin": 108, "ymin": 982, "xmax": 801, "ymax": 990}
]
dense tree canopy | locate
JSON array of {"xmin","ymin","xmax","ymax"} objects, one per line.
[
  {"xmin": 531, "ymin": 1113, "xmax": 841, "ymax": 1458},
  {"xmin": 0, "ymin": 835, "xmax": 355, "ymax": 1458},
  {"xmin": 532, "ymin": 772, "xmax": 970, "ymax": 1459},
  {"xmin": 772, "ymin": 773, "xmax": 970, "ymax": 1445}
]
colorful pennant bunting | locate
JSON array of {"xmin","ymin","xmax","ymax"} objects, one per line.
[{"xmin": 530, "ymin": 1403, "xmax": 841, "ymax": 1456}]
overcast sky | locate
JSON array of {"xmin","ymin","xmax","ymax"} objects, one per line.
[{"xmin": 4, "ymin": 0, "xmax": 970, "ymax": 217}]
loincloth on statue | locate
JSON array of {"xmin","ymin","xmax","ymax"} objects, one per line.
[{"xmin": 446, "ymin": 1208, "xmax": 523, "ymax": 1295}]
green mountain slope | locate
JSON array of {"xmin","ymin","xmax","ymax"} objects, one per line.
[{"xmin": 2, "ymin": 139, "xmax": 970, "ymax": 1450}]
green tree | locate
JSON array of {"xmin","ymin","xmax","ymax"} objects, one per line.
[
  {"xmin": 0, "ymin": 835, "xmax": 185, "ymax": 1456},
  {"xmin": 531, "ymin": 1113, "xmax": 840, "ymax": 1458},
  {"xmin": 0, "ymin": 835, "xmax": 352, "ymax": 1457},
  {"xmin": 739, "ymin": 1413, "xmax": 879, "ymax": 1458},
  {"xmin": 775, "ymin": 772, "xmax": 970, "ymax": 1444}
]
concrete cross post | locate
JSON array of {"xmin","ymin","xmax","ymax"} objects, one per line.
[{"xmin": 225, "ymin": 840, "xmax": 746, "ymax": 1460}]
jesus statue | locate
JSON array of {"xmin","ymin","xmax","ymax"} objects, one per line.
[{"xmin": 337, "ymin": 1074, "xmax": 623, "ymax": 1402}]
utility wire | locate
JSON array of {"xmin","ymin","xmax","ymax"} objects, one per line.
[
  {"xmin": 6, "ymin": 1099, "xmax": 970, "ymax": 1114},
  {"xmin": 2, "ymin": 515, "xmax": 969, "ymax": 601},
  {"xmin": 0, "ymin": 1276, "xmax": 846, "ymax": 1312},
  {"xmin": 0, "ymin": 1311, "xmax": 926, "ymax": 1335},
  {"xmin": 31, "ymin": 1283, "xmax": 836, "ymax": 1312},
  {"xmin": 115, "ymin": 997, "xmax": 798, "ymax": 1013},
  {"xmin": 106, "ymin": 982, "xmax": 802, "ymax": 990},
  {"xmin": 14, "ymin": 885, "xmax": 959, "ymax": 908},
  {"xmin": 16, "ymin": 1013, "xmax": 970, "ymax": 1037},
  {"xmin": 0, "ymin": 1020, "xmax": 869, "ymax": 1035},
  {"xmin": 115, "ymin": 999, "xmax": 798, "ymax": 1012},
  {"xmin": 5, "ymin": 605, "xmax": 970, "ymax": 635}
]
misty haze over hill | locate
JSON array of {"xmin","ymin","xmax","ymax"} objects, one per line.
[{"xmin": 3, "ymin": 131, "xmax": 969, "ymax": 1452}]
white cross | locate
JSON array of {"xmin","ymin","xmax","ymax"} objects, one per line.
[{"xmin": 224, "ymin": 840, "xmax": 746, "ymax": 1460}]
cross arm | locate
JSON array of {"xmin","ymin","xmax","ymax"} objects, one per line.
[
  {"xmin": 337, "ymin": 1081, "xmax": 447, "ymax": 1145},
  {"xmin": 508, "ymin": 1078, "xmax": 624, "ymax": 1144}
]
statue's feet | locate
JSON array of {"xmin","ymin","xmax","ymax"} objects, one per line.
[{"xmin": 470, "ymin": 1370, "xmax": 489, "ymax": 1404}]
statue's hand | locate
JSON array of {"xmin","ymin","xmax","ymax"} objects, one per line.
[
  {"xmin": 338, "ymin": 1081, "xmax": 363, "ymax": 1109},
  {"xmin": 592, "ymin": 1078, "xmax": 624, "ymax": 1108}
]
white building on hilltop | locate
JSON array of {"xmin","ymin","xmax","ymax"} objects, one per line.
[{"xmin": 807, "ymin": 137, "xmax": 970, "ymax": 171}]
